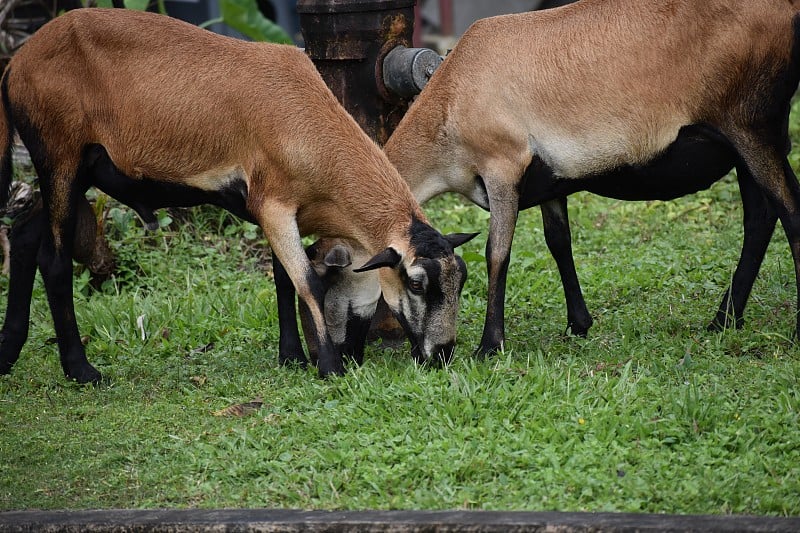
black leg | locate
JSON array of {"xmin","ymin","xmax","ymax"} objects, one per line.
[
  {"xmin": 273, "ymin": 250, "xmax": 308, "ymax": 367},
  {"xmin": 477, "ymin": 183, "xmax": 519, "ymax": 356},
  {"xmin": 38, "ymin": 223, "xmax": 101, "ymax": 383},
  {"xmin": 0, "ymin": 207, "xmax": 45, "ymax": 374},
  {"xmin": 709, "ymin": 166, "xmax": 776, "ymax": 331},
  {"xmin": 730, "ymin": 135, "xmax": 800, "ymax": 339},
  {"xmin": 541, "ymin": 197, "xmax": 593, "ymax": 336}
]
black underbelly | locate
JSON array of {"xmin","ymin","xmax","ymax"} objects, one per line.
[
  {"xmin": 84, "ymin": 144, "xmax": 255, "ymax": 225},
  {"xmin": 518, "ymin": 124, "xmax": 738, "ymax": 210}
]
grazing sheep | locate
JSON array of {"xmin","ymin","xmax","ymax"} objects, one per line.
[
  {"xmin": 282, "ymin": 0, "xmax": 800, "ymax": 360},
  {"xmin": 0, "ymin": 8, "xmax": 475, "ymax": 382}
]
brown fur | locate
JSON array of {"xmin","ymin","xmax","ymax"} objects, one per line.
[
  {"xmin": 387, "ymin": 0, "xmax": 798, "ymax": 188},
  {"xmin": 6, "ymin": 9, "xmax": 423, "ymax": 253},
  {"xmin": 0, "ymin": 8, "xmax": 471, "ymax": 381},
  {"xmin": 380, "ymin": 0, "xmax": 800, "ymax": 353}
]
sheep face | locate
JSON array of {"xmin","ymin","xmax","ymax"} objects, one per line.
[
  {"xmin": 353, "ymin": 218, "xmax": 476, "ymax": 366},
  {"xmin": 302, "ymin": 240, "xmax": 379, "ymax": 365}
]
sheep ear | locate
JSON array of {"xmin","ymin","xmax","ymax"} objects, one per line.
[
  {"xmin": 353, "ymin": 247, "xmax": 402, "ymax": 272},
  {"xmin": 445, "ymin": 232, "xmax": 479, "ymax": 248},
  {"xmin": 323, "ymin": 244, "xmax": 352, "ymax": 269}
]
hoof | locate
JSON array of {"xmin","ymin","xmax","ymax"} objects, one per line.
[
  {"xmin": 565, "ymin": 325, "xmax": 590, "ymax": 338},
  {"xmin": 474, "ymin": 341, "xmax": 503, "ymax": 359},
  {"xmin": 0, "ymin": 357, "xmax": 16, "ymax": 376},
  {"xmin": 0, "ymin": 334, "xmax": 23, "ymax": 375},
  {"xmin": 318, "ymin": 364, "xmax": 346, "ymax": 379},
  {"xmin": 66, "ymin": 363, "xmax": 102, "ymax": 385},
  {"xmin": 565, "ymin": 314, "xmax": 592, "ymax": 337}
]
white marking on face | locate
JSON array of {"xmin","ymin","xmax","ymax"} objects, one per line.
[
  {"xmin": 395, "ymin": 256, "xmax": 464, "ymax": 360},
  {"xmin": 401, "ymin": 263, "xmax": 429, "ymax": 337},
  {"xmin": 424, "ymin": 256, "xmax": 463, "ymax": 356}
]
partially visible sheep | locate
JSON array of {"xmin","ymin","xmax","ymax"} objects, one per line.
[
  {"xmin": 280, "ymin": 0, "xmax": 800, "ymax": 362},
  {"xmin": 383, "ymin": 0, "xmax": 800, "ymax": 353},
  {"xmin": 275, "ymin": 239, "xmax": 377, "ymax": 367}
]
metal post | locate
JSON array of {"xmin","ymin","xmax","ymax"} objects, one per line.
[
  {"xmin": 297, "ymin": 0, "xmax": 416, "ymax": 145},
  {"xmin": 297, "ymin": 0, "xmax": 442, "ymax": 346}
]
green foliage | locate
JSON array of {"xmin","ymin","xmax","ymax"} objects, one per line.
[
  {"xmin": 1, "ymin": 172, "xmax": 798, "ymax": 514},
  {"xmin": 123, "ymin": 0, "xmax": 150, "ymax": 10},
  {"xmin": 211, "ymin": 0, "xmax": 293, "ymax": 43},
  {"xmin": 92, "ymin": 0, "xmax": 157, "ymax": 10},
  {"xmin": 92, "ymin": 0, "xmax": 292, "ymax": 43},
  {"xmin": 2, "ymin": 90, "xmax": 800, "ymax": 518}
]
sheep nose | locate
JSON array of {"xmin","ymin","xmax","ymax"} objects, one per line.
[{"xmin": 429, "ymin": 341, "xmax": 455, "ymax": 367}]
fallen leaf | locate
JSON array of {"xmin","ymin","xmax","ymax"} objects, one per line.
[
  {"xmin": 213, "ymin": 397, "xmax": 264, "ymax": 417},
  {"xmin": 190, "ymin": 342, "xmax": 215, "ymax": 355},
  {"xmin": 189, "ymin": 376, "xmax": 207, "ymax": 387}
]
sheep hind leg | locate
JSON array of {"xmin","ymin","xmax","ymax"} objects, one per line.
[
  {"xmin": 732, "ymin": 136, "xmax": 800, "ymax": 339},
  {"xmin": 0, "ymin": 205, "xmax": 45, "ymax": 375},
  {"xmin": 709, "ymin": 166, "xmax": 777, "ymax": 331},
  {"xmin": 38, "ymin": 173, "xmax": 101, "ymax": 383}
]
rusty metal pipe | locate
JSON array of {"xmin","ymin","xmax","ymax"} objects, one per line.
[
  {"xmin": 298, "ymin": 0, "xmax": 416, "ymax": 145},
  {"xmin": 382, "ymin": 45, "xmax": 442, "ymax": 98},
  {"xmin": 297, "ymin": 0, "xmax": 442, "ymax": 346},
  {"xmin": 438, "ymin": 0, "xmax": 452, "ymax": 36}
]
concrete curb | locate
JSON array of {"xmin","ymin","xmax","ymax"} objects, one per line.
[{"xmin": 1, "ymin": 509, "xmax": 799, "ymax": 532}]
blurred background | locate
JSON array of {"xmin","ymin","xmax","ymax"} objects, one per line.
[{"xmin": 0, "ymin": 0, "xmax": 577, "ymax": 66}]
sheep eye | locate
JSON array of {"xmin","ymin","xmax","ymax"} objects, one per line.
[{"xmin": 408, "ymin": 278, "xmax": 425, "ymax": 295}]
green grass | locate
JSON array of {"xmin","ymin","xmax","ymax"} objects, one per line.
[{"xmin": 2, "ymin": 126, "xmax": 800, "ymax": 515}]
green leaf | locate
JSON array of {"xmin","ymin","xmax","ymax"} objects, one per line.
[
  {"xmin": 218, "ymin": 0, "xmax": 293, "ymax": 44},
  {"xmin": 461, "ymin": 251, "xmax": 486, "ymax": 264},
  {"xmin": 158, "ymin": 213, "xmax": 173, "ymax": 228},
  {"xmin": 93, "ymin": 0, "xmax": 115, "ymax": 6},
  {"xmin": 123, "ymin": 0, "xmax": 150, "ymax": 10}
]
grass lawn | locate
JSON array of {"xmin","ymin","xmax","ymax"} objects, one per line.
[{"xmin": 1, "ymin": 114, "xmax": 799, "ymax": 515}]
